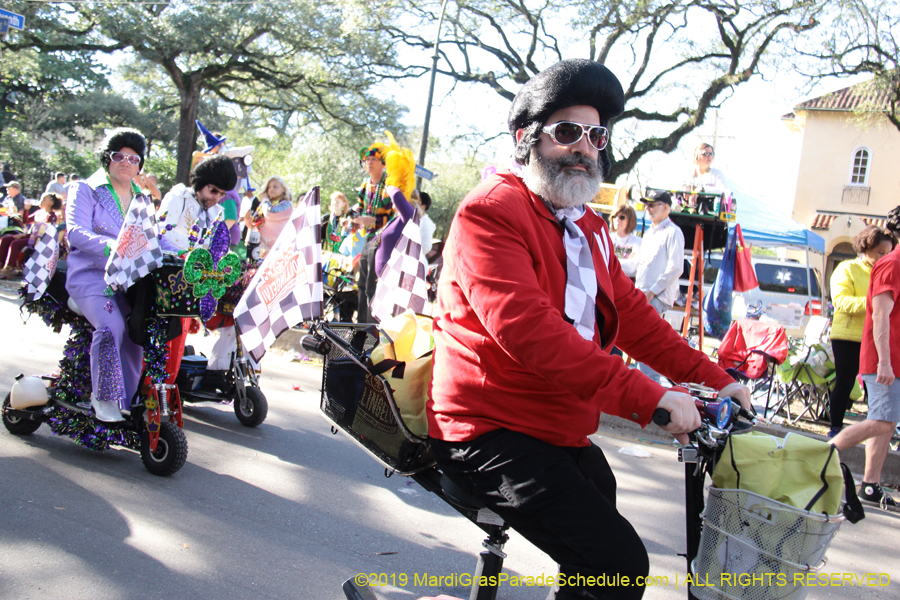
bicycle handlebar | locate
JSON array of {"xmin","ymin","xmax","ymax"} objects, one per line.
[
  {"xmin": 652, "ymin": 408, "xmax": 671, "ymax": 426},
  {"xmin": 651, "ymin": 395, "xmax": 757, "ymax": 433}
]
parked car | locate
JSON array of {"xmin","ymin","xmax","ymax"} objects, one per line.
[{"xmin": 678, "ymin": 253, "xmax": 823, "ymax": 337}]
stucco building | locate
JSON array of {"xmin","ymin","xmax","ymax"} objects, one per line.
[{"xmin": 785, "ymin": 81, "xmax": 899, "ymax": 281}]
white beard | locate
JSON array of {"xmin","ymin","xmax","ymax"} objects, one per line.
[{"xmin": 521, "ymin": 149, "xmax": 604, "ymax": 209}]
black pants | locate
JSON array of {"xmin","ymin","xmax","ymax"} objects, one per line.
[
  {"xmin": 356, "ymin": 237, "xmax": 378, "ymax": 323},
  {"xmin": 431, "ymin": 429, "xmax": 649, "ymax": 600},
  {"xmin": 830, "ymin": 338, "xmax": 861, "ymax": 429}
]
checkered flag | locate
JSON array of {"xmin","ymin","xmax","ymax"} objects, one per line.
[
  {"xmin": 22, "ymin": 223, "xmax": 59, "ymax": 301},
  {"xmin": 370, "ymin": 212, "xmax": 429, "ymax": 322},
  {"xmin": 234, "ymin": 187, "xmax": 323, "ymax": 362},
  {"xmin": 105, "ymin": 194, "xmax": 163, "ymax": 291}
]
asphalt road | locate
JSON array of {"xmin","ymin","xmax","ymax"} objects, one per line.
[{"xmin": 1, "ymin": 280, "xmax": 898, "ymax": 600}]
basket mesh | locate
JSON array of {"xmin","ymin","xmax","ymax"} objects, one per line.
[
  {"xmin": 691, "ymin": 487, "xmax": 844, "ymax": 600},
  {"xmin": 319, "ymin": 323, "xmax": 434, "ymax": 475}
]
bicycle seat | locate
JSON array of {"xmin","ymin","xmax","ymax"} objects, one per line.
[{"xmin": 439, "ymin": 473, "xmax": 486, "ymax": 511}]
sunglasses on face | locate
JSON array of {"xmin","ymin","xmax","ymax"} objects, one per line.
[
  {"xmin": 541, "ymin": 121, "xmax": 609, "ymax": 151},
  {"xmin": 700, "ymin": 151, "xmax": 715, "ymax": 157},
  {"xmin": 206, "ymin": 185, "xmax": 228, "ymax": 198},
  {"xmin": 109, "ymin": 151, "xmax": 141, "ymax": 166}
]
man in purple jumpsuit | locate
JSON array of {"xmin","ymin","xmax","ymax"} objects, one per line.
[{"xmin": 66, "ymin": 128, "xmax": 148, "ymax": 422}]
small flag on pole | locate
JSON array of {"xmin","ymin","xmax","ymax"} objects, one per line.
[
  {"xmin": 22, "ymin": 223, "xmax": 60, "ymax": 301},
  {"xmin": 234, "ymin": 187, "xmax": 323, "ymax": 361},
  {"xmin": 370, "ymin": 213, "xmax": 429, "ymax": 322},
  {"xmin": 105, "ymin": 194, "xmax": 163, "ymax": 291}
]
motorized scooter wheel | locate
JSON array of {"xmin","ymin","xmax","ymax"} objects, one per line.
[
  {"xmin": 2, "ymin": 393, "xmax": 42, "ymax": 436},
  {"xmin": 140, "ymin": 422, "xmax": 188, "ymax": 476},
  {"xmin": 234, "ymin": 386, "xmax": 268, "ymax": 427}
]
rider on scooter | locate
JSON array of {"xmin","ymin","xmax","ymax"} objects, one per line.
[
  {"xmin": 157, "ymin": 154, "xmax": 238, "ymax": 389},
  {"xmin": 66, "ymin": 128, "xmax": 150, "ymax": 422},
  {"xmin": 428, "ymin": 59, "xmax": 752, "ymax": 600}
]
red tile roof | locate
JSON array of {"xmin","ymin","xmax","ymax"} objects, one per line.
[
  {"xmin": 811, "ymin": 214, "xmax": 837, "ymax": 230},
  {"xmin": 795, "ymin": 80, "xmax": 893, "ymax": 112},
  {"xmin": 863, "ymin": 217, "xmax": 888, "ymax": 229}
]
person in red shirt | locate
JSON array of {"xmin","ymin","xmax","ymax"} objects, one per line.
[
  {"xmin": 428, "ymin": 59, "xmax": 751, "ymax": 600},
  {"xmin": 832, "ymin": 206, "xmax": 900, "ymax": 509}
]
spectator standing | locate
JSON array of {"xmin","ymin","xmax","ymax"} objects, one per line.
[
  {"xmin": 832, "ymin": 207, "xmax": 900, "ymax": 508},
  {"xmin": 45, "ymin": 172, "xmax": 67, "ymax": 197},
  {"xmin": 323, "ymin": 191, "xmax": 352, "ymax": 252},
  {"xmin": 685, "ymin": 142, "xmax": 728, "ymax": 193},
  {"xmin": 621, "ymin": 190, "xmax": 684, "ymax": 384},
  {"xmin": 244, "ymin": 175, "xmax": 294, "ymax": 256},
  {"xmin": 828, "ymin": 226, "xmax": 896, "ymax": 438},
  {"xmin": 610, "ymin": 204, "xmax": 642, "ymax": 260},
  {"xmin": 353, "ymin": 142, "xmax": 393, "ymax": 323},
  {"xmin": 622, "ymin": 190, "xmax": 683, "ymax": 314}
]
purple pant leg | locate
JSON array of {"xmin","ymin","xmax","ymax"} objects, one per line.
[{"xmin": 74, "ymin": 293, "xmax": 144, "ymax": 410}]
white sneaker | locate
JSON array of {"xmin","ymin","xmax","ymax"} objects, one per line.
[{"xmin": 91, "ymin": 397, "xmax": 125, "ymax": 423}]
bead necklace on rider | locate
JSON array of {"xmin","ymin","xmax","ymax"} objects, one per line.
[{"xmin": 365, "ymin": 173, "xmax": 386, "ymax": 216}]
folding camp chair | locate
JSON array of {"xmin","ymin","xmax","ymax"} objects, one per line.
[
  {"xmin": 768, "ymin": 316, "xmax": 834, "ymax": 425},
  {"xmin": 717, "ymin": 319, "xmax": 790, "ymax": 415}
]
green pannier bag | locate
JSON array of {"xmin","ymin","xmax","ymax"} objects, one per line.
[{"xmin": 712, "ymin": 431, "xmax": 843, "ymax": 515}]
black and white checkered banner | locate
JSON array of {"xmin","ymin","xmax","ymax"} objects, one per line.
[
  {"xmin": 370, "ymin": 212, "xmax": 429, "ymax": 322},
  {"xmin": 22, "ymin": 223, "xmax": 59, "ymax": 301},
  {"xmin": 234, "ymin": 186, "xmax": 323, "ymax": 362},
  {"xmin": 105, "ymin": 194, "xmax": 163, "ymax": 291}
]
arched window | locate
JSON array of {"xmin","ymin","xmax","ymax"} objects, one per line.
[{"xmin": 849, "ymin": 148, "xmax": 870, "ymax": 185}]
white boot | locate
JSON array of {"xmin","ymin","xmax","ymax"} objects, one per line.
[{"xmin": 91, "ymin": 397, "xmax": 125, "ymax": 422}]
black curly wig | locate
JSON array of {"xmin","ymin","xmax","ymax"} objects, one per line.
[
  {"xmin": 99, "ymin": 128, "xmax": 146, "ymax": 171},
  {"xmin": 190, "ymin": 154, "xmax": 237, "ymax": 194},
  {"xmin": 508, "ymin": 59, "xmax": 624, "ymax": 179}
]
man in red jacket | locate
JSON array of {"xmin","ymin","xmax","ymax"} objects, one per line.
[{"xmin": 428, "ymin": 59, "xmax": 750, "ymax": 600}]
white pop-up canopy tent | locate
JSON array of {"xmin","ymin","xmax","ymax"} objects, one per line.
[{"xmin": 729, "ymin": 185, "xmax": 827, "ymax": 317}]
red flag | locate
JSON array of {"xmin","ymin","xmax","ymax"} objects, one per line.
[{"xmin": 733, "ymin": 224, "xmax": 759, "ymax": 292}]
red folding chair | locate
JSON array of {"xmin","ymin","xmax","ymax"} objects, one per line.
[{"xmin": 717, "ymin": 319, "xmax": 789, "ymax": 415}]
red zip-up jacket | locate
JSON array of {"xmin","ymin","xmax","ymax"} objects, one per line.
[{"xmin": 428, "ymin": 171, "xmax": 735, "ymax": 447}]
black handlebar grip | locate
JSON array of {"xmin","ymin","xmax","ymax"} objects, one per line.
[{"xmin": 652, "ymin": 408, "xmax": 671, "ymax": 426}]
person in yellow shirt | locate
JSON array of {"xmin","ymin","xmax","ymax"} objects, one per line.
[{"xmin": 829, "ymin": 225, "xmax": 896, "ymax": 437}]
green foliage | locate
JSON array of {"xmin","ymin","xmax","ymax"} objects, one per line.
[
  {"xmin": 50, "ymin": 145, "xmax": 98, "ymax": 182},
  {"xmin": 144, "ymin": 152, "xmax": 179, "ymax": 196},
  {"xmin": 417, "ymin": 159, "xmax": 485, "ymax": 240},
  {"xmin": 6, "ymin": 0, "xmax": 410, "ymax": 181},
  {"xmin": 0, "ymin": 130, "xmax": 49, "ymax": 198}
]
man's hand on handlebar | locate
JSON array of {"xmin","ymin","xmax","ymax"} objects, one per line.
[
  {"xmin": 655, "ymin": 390, "xmax": 702, "ymax": 445},
  {"xmin": 718, "ymin": 382, "xmax": 751, "ymax": 413}
]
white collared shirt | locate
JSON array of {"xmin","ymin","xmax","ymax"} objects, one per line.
[
  {"xmin": 630, "ymin": 216, "xmax": 684, "ymax": 307},
  {"xmin": 158, "ymin": 183, "xmax": 224, "ymax": 251}
]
